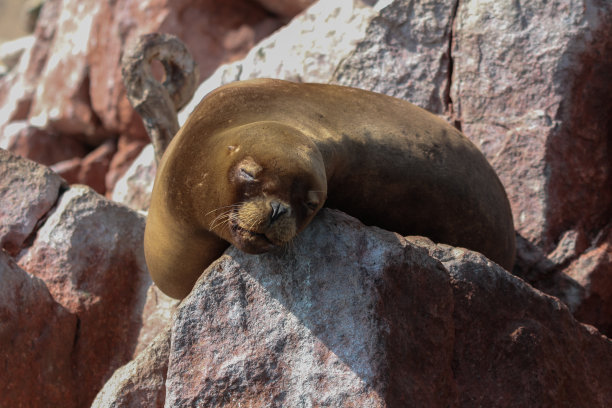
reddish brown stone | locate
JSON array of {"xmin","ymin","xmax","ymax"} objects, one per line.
[
  {"xmin": 50, "ymin": 156, "xmax": 82, "ymax": 185},
  {"xmin": 0, "ymin": 250, "xmax": 78, "ymax": 408},
  {"xmin": 27, "ymin": 0, "xmax": 106, "ymax": 142},
  {"xmin": 78, "ymin": 139, "xmax": 117, "ymax": 194},
  {"xmin": 1, "ymin": 121, "xmax": 87, "ymax": 165},
  {"xmin": 450, "ymin": 0, "xmax": 612, "ymax": 252},
  {"xmin": 253, "ymin": 0, "xmax": 316, "ymax": 18},
  {"xmin": 95, "ymin": 210, "xmax": 612, "ymax": 407},
  {"xmin": 104, "ymin": 135, "xmax": 147, "ymax": 196},
  {"xmin": 18, "ymin": 185, "xmax": 150, "ymax": 407},
  {"xmin": 0, "ymin": 0, "xmax": 61, "ymax": 132},
  {"xmin": 567, "ymin": 226, "xmax": 612, "ymax": 337}
]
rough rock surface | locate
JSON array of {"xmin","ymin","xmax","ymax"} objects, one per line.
[
  {"xmin": 17, "ymin": 185, "xmax": 150, "ymax": 406},
  {"xmin": 92, "ymin": 326, "xmax": 171, "ymax": 408},
  {"xmin": 0, "ymin": 0, "xmax": 283, "ymax": 141},
  {"xmin": 1, "ymin": 150, "xmax": 167, "ymax": 406},
  {"xmin": 94, "ymin": 210, "xmax": 612, "ymax": 407},
  {"xmin": 0, "ymin": 249, "xmax": 78, "ymax": 408},
  {"xmin": 111, "ymin": 144, "xmax": 157, "ymax": 211},
  {"xmin": 0, "ymin": 147, "xmax": 64, "ymax": 255},
  {"xmin": 450, "ymin": 0, "xmax": 612, "ymax": 254},
  {"xmin": 0, "ymin": 121, "xmax": 87, "ymax": 165}
]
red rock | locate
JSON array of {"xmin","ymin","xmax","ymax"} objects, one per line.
[
  {"xmin": 0, "ymin": 249, "xmax": 78, "ymax": 408},
  {"xmin": 253, "ymin": 0, "xmax": 316, "ymax": 18},
  {"xmin": 92, "ymin": 326, "xmax": 171, "ymax": 408},
  {"xmin": 133, "ymin": 284, "xmax": 178, "ymax": 358},
  {"xmin": 0, "ymin": 120, "xmax": 87, "ymax": 165},
  {"xmin": 420, "ymin": 236, "xmax": 612, "ymax": 407},
  {"xmin": 50, "ymin": 156, "xmax": 82, "ymax": 185},
  {"xmin": 78, "ymin": 139, "xmax": 117, "ymax": 195},
  {"xmin": 104, "ymin": 135, "xmax": 147, "ymax": 196},
  {"xmin": 0, "ymin": 0, "xmax": 61, "ymax": 132},
  {"xmin": 110, "ymin": 144, "xmax": 156, "ymax": 211},
  {"xmin": 332, "ymin": 0, "xmax": 456, "ymax": 115},
  {"xmin": 0, "ymin": 148, "xmax": 64, "ymax": 255},
  {"xmin": 17, "ymin": 185, "xmax": 151, "ymax": 407},
  {"xmin": 450, "ymin": 0, "xmax": 612, "ymax": 252},
  {"xmin": 27, "ymin": 0, "xmax": 106, "ymax": 142},
  {"xmin": 567, "ymin": 226, "xmax": 612, "ymax": 337}
]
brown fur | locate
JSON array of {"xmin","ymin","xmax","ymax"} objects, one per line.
[{"xmin": 145, "ymin": 79, "xmax": 516, "ymax": 299}]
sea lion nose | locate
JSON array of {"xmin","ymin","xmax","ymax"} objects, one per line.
[{"xmin": 270, "ymin": 201, "xmax": 288, "ymax": 223}]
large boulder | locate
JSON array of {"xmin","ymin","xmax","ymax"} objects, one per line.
[
  {"xmin": 94, "ymin": 210, "xmax": 612, "ymax": 407},
  {"xmin": 17, "ymin": 184, "xmax": 151, "ymax": 406}
]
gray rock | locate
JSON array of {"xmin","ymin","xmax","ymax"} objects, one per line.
[{"xmin": 0, "ymin": 148, "xmax": 64, "ymax": 255}]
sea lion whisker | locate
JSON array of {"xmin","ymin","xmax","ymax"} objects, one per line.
[
  {"xmin": 209, "ymin": 210, "xmax": 234, "ymax": 230},
  {"xmin": 204, "ymin": 203, "xmax": 242, "ymax": 218}
]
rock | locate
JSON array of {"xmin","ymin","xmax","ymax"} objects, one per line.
[
  {"xmin": 0, "ymin": 120, "xmax": 87, "ymax": 165},
  {"xmin": 95, "ymin": 209, "xmax": 612, "ymax": 406},
  {"xmin": 0, "ymin": 35, "xmax": 35, "ymax": 73},
  {"xmin": 0, "ymin": 249, "xmax": 78, "ymax": 408},
  {"xmin": 50, "ymin": 156, "xmax": 82, "ymax": 185},
  {"xmin": 92, "ymin": 326, "xmax": 171, "ymax": 408},
  {"xmin": 417, "ymin": 237, "xmax": 612, "ymax": 407},
  {"xmin": 28, "ymin": 0, "xmax": 106, "ymax": 140},
  {"xmin": 450, "ymin": 0, "xmax": 612, "ymax": 252},
  {"xmin": 179, "ymin": 0, "xmax": 380, "ymax": 124},
  {"xmin": 0, "ymin": 0, "xmax": 61, "ymax": 128},
  {"xmin": 78, "ymin": 139, "xmax": 117, "ymax": 195},
  {"xmin": 1, "ymin": 0, "xmax": 282, "ymax": 158},
  {"xmin": 17, "ymin": 184, "xmax": 151, "ymax": 407},
  {"xmin": 567, "ymin": 226, "xmax": 612, "ymax": 337},
  {"xmin": 110, "ymin": 144, "xmax": 156, "ymax": 211},
  {"xmin": 88, "ymin": 0, "xmax": 282, "ymax": 139},
  {"xmin": 132, "ymin": 285, "xmax": 178, "ymax": 357},
  {"xmin": 332, "ymin": 0, "xmax": 457, "ymax": 115},
  {"xmin": 104, "ymin": 136, "xmax": 147, "ymax": 197},
  {"xmin": 253, "ymin": 0, "xmax": 317, "ymax": 18},
  {"xmin": 0, "ymin": 148, "xmax": 64, "ymax": 255}
]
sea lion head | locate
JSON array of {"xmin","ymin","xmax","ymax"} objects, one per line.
[{"xmin": 205, "ymin": 121, "xmax": 327, "ymax": 254}]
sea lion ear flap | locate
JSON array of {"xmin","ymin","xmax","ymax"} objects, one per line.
[{"xmin": 227, "ymin": 145, "xmax": 240, "ymax": 154}]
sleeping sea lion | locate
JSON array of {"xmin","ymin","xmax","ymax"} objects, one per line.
[{"xmin": 144, "ymin": 78, "xmax": 516, "ymax": 299}]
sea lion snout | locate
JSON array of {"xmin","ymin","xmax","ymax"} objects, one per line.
[
  {"xmin": 270, "ymin": 200, "xmax": 289, "ymax": 224},
  {"xmin": 229, "ymin": 197, "xmax": 297, "ymax": 253}
]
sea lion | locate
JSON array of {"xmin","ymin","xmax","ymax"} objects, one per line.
[{"xmin": 145, "ymin": 78, "xmax": 516, "ymax": 299}]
